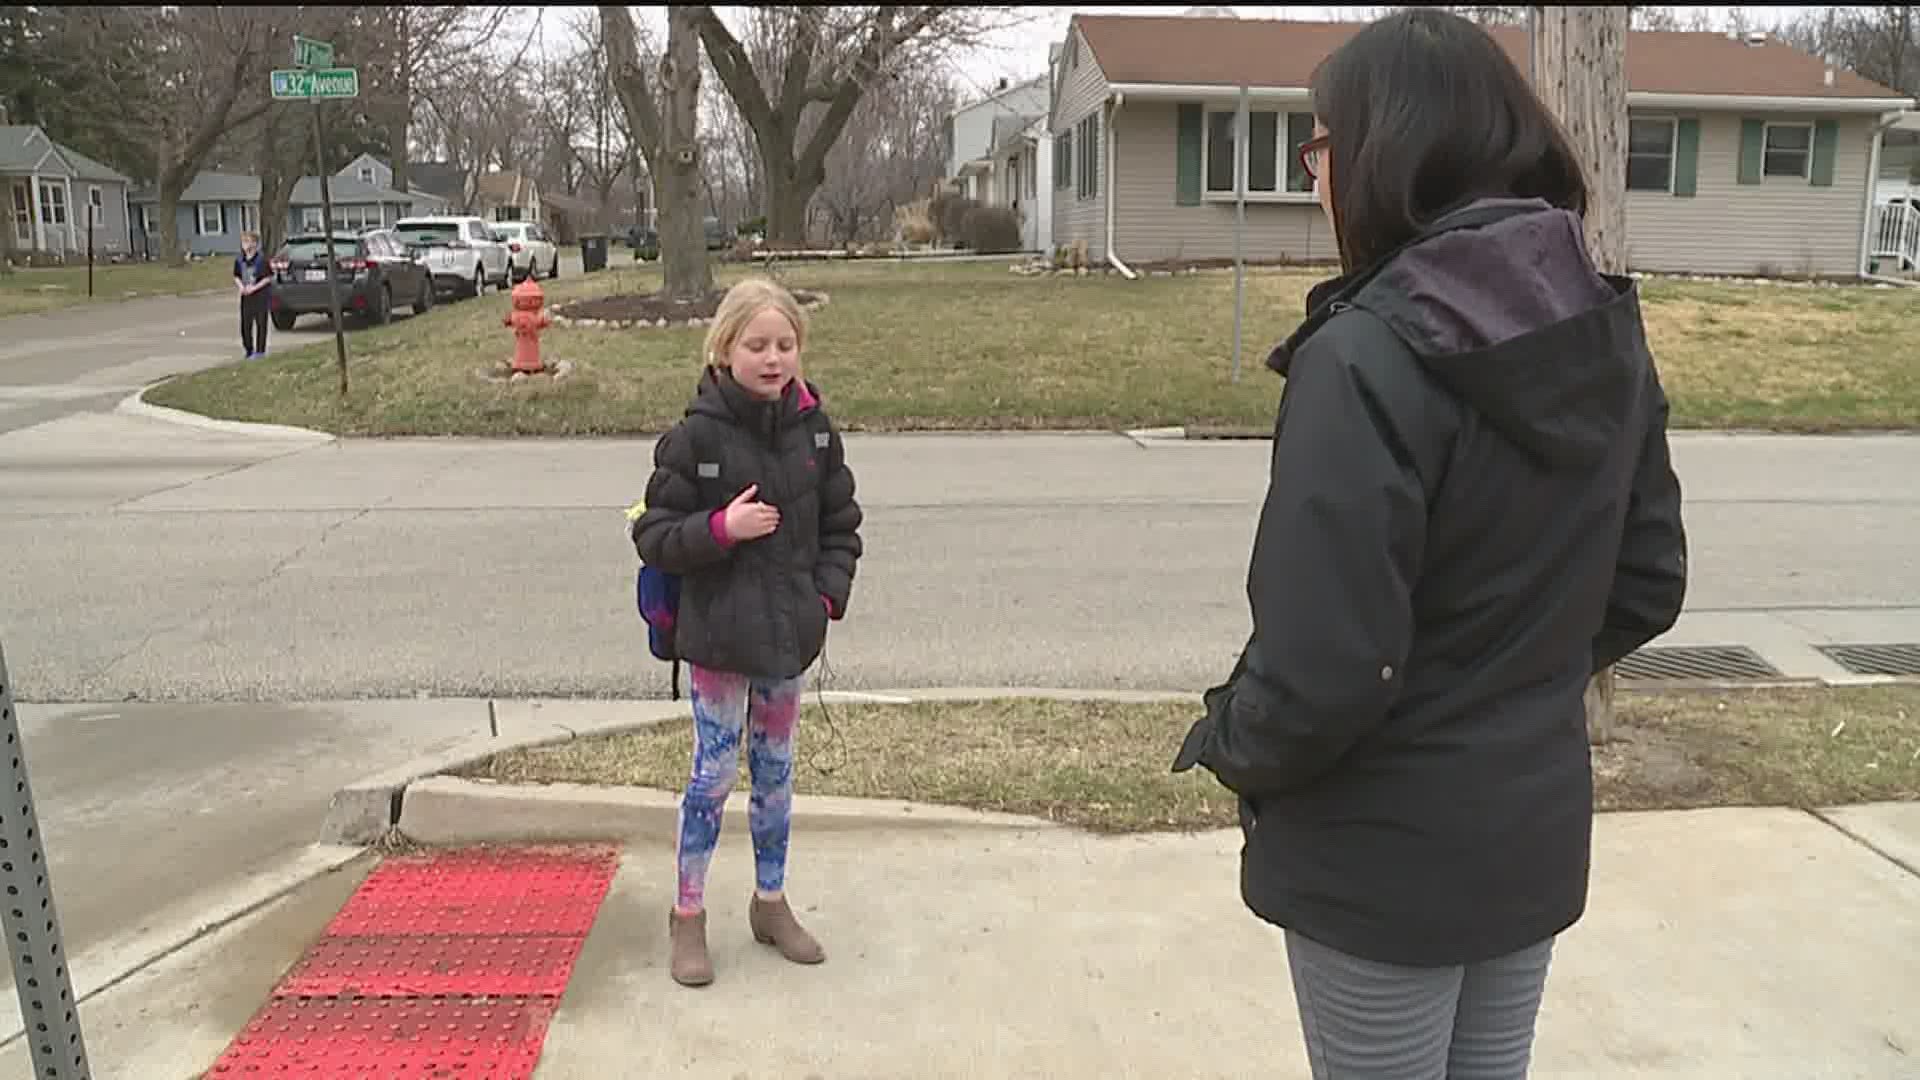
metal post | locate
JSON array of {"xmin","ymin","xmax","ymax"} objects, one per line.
[
  {"xmin": 311, "ymin": 99, "xmax": 349, "ymax": 396},
  {"xmin": 0, "ymin": 641, "xmax": 92, "ymax": 1079},
  {"xmin": 1231, "ymin": 85, "xmax": 1249, "ymax": 383},
  {"xmin": 85, "ymin": 217, "xmax": 93, "ymax": 298}
]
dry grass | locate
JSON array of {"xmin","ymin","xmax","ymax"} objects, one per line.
[
  {"xmin": 142, "ymin": 259, "xmax": 1920, "ymax": 436},
  {"xmin": 452, "ymin": 686, "xmax": 1920, "ymax": 833},
  {"xmin": 0, "ymin": 259, "xmax": 232, "ymax": 317}
]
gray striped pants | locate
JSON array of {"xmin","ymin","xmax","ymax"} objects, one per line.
[{"xmin": 1285, "ymin": 931, "xmax": 1555, "ymax": 1079}]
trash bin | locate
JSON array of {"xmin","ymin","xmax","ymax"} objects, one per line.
[{"xmin": 581, "ymin": 234, "xmax": 608, "ymax": 273}]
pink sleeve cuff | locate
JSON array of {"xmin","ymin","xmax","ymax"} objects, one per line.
[
  {"xmin": 822, "ymin": 594, "xmax": 835, "ymax": 618},
  {"xmin": 709, "ymin": 510, "xmax": 735, "ymax": 548}
]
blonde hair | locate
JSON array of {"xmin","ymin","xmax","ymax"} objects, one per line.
[{"xmin": 704, "ymin": 276, "xmax": 807, "ymax": 368}]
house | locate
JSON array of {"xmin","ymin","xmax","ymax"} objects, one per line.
[
  {"xmin": 474, "ymin": 170, "xmax": 541, "ymax": 225},
  {"xmin": 1, "ymin": 125, "xmax": 135, "ymax": 260},
  {"xmin": 1877, "ymin": 115, "xmax": 1920, "ymax": 204},
  {"xmin": 287, "ymin": 176, "xmax": 430, "ymax": 235},
  {"xmin": 334, "ymin": 153, "xmax": 454, "ymax": 217},
  {"xmin": 130, "ymin": 170, "xmax": 436, "ymax": 257},
  {"xmin": 1049, "ymin": 14, "xmax": 1917, "ymax": 278},
  {"xmin": 128, "ymin": 172, "xmax": 262, "ymax": 258},
  {"xmin": 946, "ymin": 75, "xmax": 1052, "ymax": 250}
]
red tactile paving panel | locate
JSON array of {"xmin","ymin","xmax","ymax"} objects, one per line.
[
  {"xmin": 206, "ymin": 844, "xmax": 621, "ymax": 1078},
  {"xmin": 280, "ymin": 935, "xmax": 586, "ymax": 998},
  {"xmin": 206, "ymin": 995, "xmax": 557, "ymax": 1077},
  {"xmin": 322, "ymin": 845, "xmax": 619, "ymax": 938}
]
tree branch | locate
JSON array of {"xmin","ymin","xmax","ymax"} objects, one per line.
[
  {"xmin": 691, "ymin": 5, "xmax": 790, "ymax": 157},
  {"xmin": 600, "ymin": 4, "xmax": 665, "ymax": 163},
  {"xmin": 796, "ymin": 6, "xmax": 944, "ymax": 183}
]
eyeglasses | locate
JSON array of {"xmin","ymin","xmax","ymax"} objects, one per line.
[{"xmin": 1298, "ymin": 134, "xmax": 1330, "ymax": 182}]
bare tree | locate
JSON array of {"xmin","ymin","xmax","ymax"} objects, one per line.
[
  {"xmin": 1533, "ymin": 5, "xmax": 1630, "ymax": 745},
  {"xmin": 815, "ymin": 66, "xmax": 955, "ymax": 248},
  {"xmin": 690, "ymin": 6, "xmax": 1021, "ymax": 248},
  {"xmin": 604, "ymin": 4, "xmax": 713, "ymax": 300}
]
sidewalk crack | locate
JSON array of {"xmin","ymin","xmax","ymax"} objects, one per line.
[{"xmin": 1804, "ymin": 807, "xmax": 1920, "ymax": 880}]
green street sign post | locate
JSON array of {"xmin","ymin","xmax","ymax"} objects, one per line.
[
  {"xmin": 270, "ymin": 68, "xmax": 359, "ymax": 100},
  {"xmin": 273, "ymin": 39, "xmax": 359, "ymax": 395},
  {"xmin": 293, "ymin": 34, "xmax": 333, "ymax": 69}
]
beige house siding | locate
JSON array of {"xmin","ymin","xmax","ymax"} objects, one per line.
[
  {"xmin": 1050, "ymin": 26, "xmax": 1109, "ymax": 257},
  {"xmin": 1100, "ymin": 98, "xmax": 1876, "ymax": 276},
  {"xmin": 1112, "ymin": 101, "xmax": 1338, "ymax": 265},
  {"xmin": 1625, "ymin": 111, "xmax": 1874, "ymax": 277}
]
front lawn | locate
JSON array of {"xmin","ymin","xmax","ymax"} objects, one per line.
[
  {"xmin": 0, "ymin": 259, "xmax": 232, "ymax": 317},
  {"xmin": 141, "ymin": 258, "xmax": 1920, "ymax": 436}
]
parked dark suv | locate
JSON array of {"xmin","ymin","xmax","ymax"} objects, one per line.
[{"xmin": 269, "ymin": 230, "xmax": 435, "ymax": 330}]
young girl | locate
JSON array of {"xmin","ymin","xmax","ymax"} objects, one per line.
[{"xmin": 630, "ymin": 277, "xmax": 863, "ymax": 988}]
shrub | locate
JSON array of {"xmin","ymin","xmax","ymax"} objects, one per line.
[
  {"xmin": 894, "ymin": 200, "xmax": 937, "ymax": 245},
  {"xmin": 961, "ymin": 206, "xmax": 1022, "ymax": 254},
  {"xmin": 937, "ymin": 195, "xmax": 979, "ymax": 246}
]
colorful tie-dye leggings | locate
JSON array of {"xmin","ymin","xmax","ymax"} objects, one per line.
[{"xmin": 674, "ymin": 665, "xmax": 804, "ymax": 915}]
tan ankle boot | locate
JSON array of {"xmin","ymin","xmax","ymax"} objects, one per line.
[
  {"xmin": 749, "ymin": 895, "xmax": 825, "ymax": 965},
  {"xmin": 668, "ymin": 909, "xmax": 714, "ymax": 986}
]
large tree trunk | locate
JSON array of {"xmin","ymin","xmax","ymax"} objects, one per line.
[
  {"xmin": 1533, "ymin": 5, "xmax": 1629, "ymax": 745},
  {"xmin": 766, "ymin": 166, "xmax": 819, "ymax": 249},
  {"xmin": 158, "ymin": 176, "xmax": 187, "ymax": 265},
  {"xmin": 658, "ymin": 7, "xmax": 713, "ymax": 300}
]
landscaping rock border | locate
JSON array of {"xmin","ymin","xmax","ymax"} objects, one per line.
[{"xmin": 552, "ymin": 288, "xmax": 830, "ymax": 331}]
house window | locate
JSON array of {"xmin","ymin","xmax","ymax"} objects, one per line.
[
  {"xmin": 494, "ymin": 206, "xmax": 522, "ymax": 222},
  {"xmin": 1204, "ymin": 109, "xmax": 1317, "ymax": 196},
  {"xmin": 302, "ymin": 207, "xmax": 324, "ymax": 231},
  {"xmin": 358, "ymin": 166, "xmax": 375, "ymax": 183},
  {"xmin": 1055, "ymin": 129, "xmax": 1072, "ymax": 191},
  {"xmin": 331, "ymin": 205, "xmax": 380, "ymax": 232},
  {"xmin": 11, "ymin": 185, "xmax": 29, "ymax": 241},
  {"xmin": 1763, "ymin": 122, "xmax": 1812, "ymax": 178},
  {"xmin": 197, "ymin": 202, "xmax": 221, "ymax": 235},
  {"xmin": 1076, "ymin": 112, "xmax": 1100, "ymax": 200},
  {"xmin": 1626, "ymin": 117, "xmax": 1676, "ymax": 192},
  {"xmin": 240, "ymin": 204, "xmax": 259, "ymax": 233},
  {"xmin": 39, "ymin": 182, "xmax": 67, "ymax": 225}
]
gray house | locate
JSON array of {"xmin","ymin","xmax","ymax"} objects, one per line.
[
  {"xmin": 1, "ymin": 125, "xmax": 134, "ymax": 260},
  {"xmin": 1051, "ymin": 15, "xmax": 1917, "ymax": 279},
  {"xmin": 334, "ymin": 153, "xmax": 455, "ymax": 216},
  {"xmin": 131, "ymin": 168, "xmax": 441, "ymax": 257},
  {"xmin": 128, "ymin": 172, "xmax": 263, "ymax": 258}
]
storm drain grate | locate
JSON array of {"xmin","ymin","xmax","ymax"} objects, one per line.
[
  {"xmin": 1816, "ymin": 643, "xmax": 1920, "ymax": 677},
  {"xmin": 1614, "ymin": 645, "xmax": 1783, "ymax": 682}
]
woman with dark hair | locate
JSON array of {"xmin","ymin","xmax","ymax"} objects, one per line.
[{"xmin": 1173, "ymin": 9, "xmax": 1688, "ymax": 1077}]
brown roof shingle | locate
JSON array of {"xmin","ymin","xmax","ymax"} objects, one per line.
[{"xmin": 1074, "ymin": 16, "xmax": 1907, "ymax": 102}]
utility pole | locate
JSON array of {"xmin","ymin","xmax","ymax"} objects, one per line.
[{"xmin": 1532, "ymin": 5, "xmax": 1630, "ymax": 745}]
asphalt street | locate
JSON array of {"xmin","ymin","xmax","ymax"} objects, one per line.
[{"xmin": 0, "ymin": 274, "xmax": 1915, "ymax": 1038}]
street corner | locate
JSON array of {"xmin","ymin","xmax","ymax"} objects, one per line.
[{"xmin": 115, "ymin": 382, "xmax": 337, "ymax": 443}]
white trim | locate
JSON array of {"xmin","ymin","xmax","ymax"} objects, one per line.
[
  {"xmin": 27, "ymin": 171, "xmax": 41, "ymax": 251},
  {"xmin": 63, "ymin": 175, "xmax": 75, "ymax": 251},
  {"xmin": 1762, "ymin": 120, "xmax": 1814, "ymax": 180},
  {"xmin": 1105, "ymin": 95, "xmax": 1133, "ymax": 279},
  {"xmin": 1629, "ymin": 92, "xmax": 1913, "ymax": 113},
  {"xmin": 1627, "ymin": 115, "xmax": 1679, "ymax": 194},
  {"xmin": 121, "ymin": 185, "xmax": 131, "ymax": 251},
  {"xmin": 197, "ymin": 201, "xmax": 222, "ymax": 236},
  {"xmin": 1108, "ymin": 83, "xmax": 1915, "ymax": 114},
  {"xmin": 1860, "ymin": 111, "xmax": 1905, "ymax": 275},
  {"xmin": 1202, "ymin": 104, "xmax": 1316, "ymax": 198}
]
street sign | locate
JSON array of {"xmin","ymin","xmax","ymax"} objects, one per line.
[
  {"xmin": 271, "ymin": 67, "xmax": 360, "ymax": 100},
  {"xmin": 293, "ymin": 35, "xmax": 333, "ymax": 69}
]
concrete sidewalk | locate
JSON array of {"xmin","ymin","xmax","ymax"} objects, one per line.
[{"xmin": 15, "ymin": 802, "xmax": 1917, "ymax": 1078}]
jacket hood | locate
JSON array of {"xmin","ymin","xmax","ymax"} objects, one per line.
[
  {"xmin": 688, "ymin": 368, "xmax": 820, "ymax": 434},
  {"xmin": 1272, "ymin": 199, "xmax": 1651, "ymax": 468}
]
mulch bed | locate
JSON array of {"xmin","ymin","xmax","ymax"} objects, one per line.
[{"xmin": 554, "ymin": 288, "xmax": 826, "ymax": 329}]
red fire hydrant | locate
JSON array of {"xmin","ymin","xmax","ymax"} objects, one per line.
[{"xmin": 505, "ymin": 277, "xmax": 553, "ymax": 374}]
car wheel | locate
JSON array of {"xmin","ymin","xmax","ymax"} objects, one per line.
[
  {"xmin": 413, "ymin": 277, "xmax": 433, "ymax": 315},
  {"xmin": 467, "ymin": 265, "xmax": 483, "ymax": 299},
  {"xmin": 547, "ymin": 252, "xmax": 559, "ymax": 280},
  {"xmin": 271, "ymin": 310, "xmax": 297, "ymax": 331},
  {"xmin": 372, "ymin": 285, "xmax": 392, "ymax": 326}
]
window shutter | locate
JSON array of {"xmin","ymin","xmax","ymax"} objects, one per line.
[
  {"xmin": 1810, "ymin": 118, "xmax": 1838, "ymax": 187},
  {"xmin": 1673, "ymin": 118, "xmax": 1700, "ymax": 197},
  {"xmin": 1176, "ymin": 104, "xmax": 1202, "ymax": 206},
  {"xmin": 1737, "ymin": 118, "xmax": 1763, "ymax": 185}
]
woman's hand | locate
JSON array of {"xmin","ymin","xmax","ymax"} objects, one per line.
[{"xmin": 722, "ymin": 484, "xmax": 780, "ymax": 541}]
